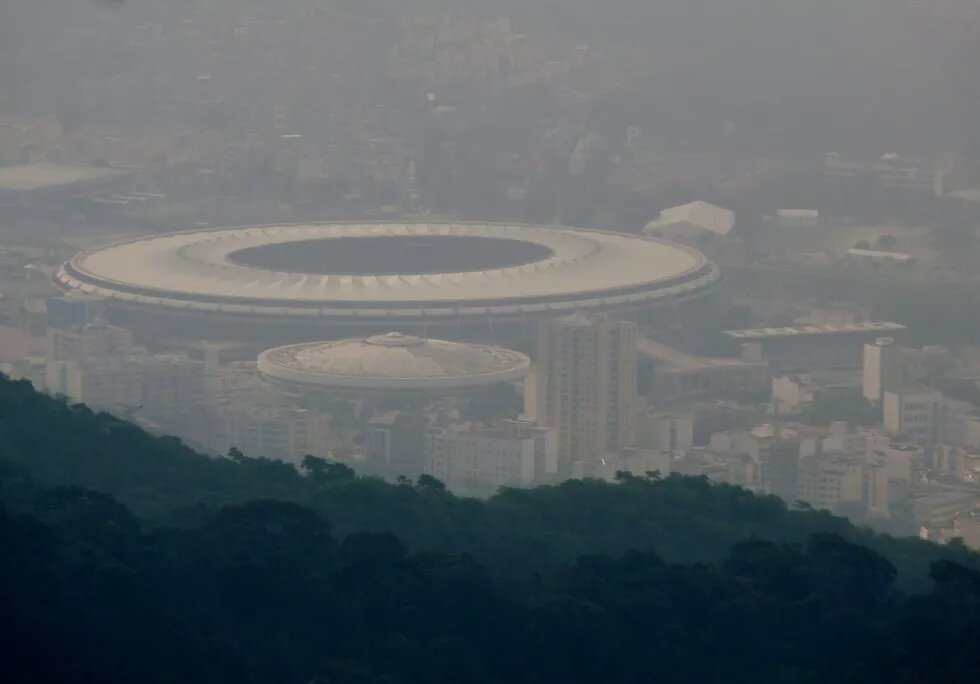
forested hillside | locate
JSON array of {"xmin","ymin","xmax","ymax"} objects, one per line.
[
  {"xmin": 0, "ymin": 375, "xmax": 975, "ymax": 590},
  {"xmin": 3, "ymin": 375, "xmax": 980, "ymax": 681},
  {"xmin": 4, "ymin": 480, "xmax": 980, "ymax": 682}
]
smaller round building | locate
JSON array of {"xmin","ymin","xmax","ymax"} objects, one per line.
[{"xmin": 257, "ymin": 332, "xmax": 531, "ymax": 396}]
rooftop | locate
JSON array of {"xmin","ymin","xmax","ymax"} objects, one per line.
[
  {"xmin": 57, "ymin": 222, "xmax": 720, "ymax": 319},
  {"xmin": 724, "ymin": 322, "xmax": 906, "ymax": 340},
  {"xmin": 846, "ymin": 248, "xmax": 912, "ymax": 262},
  {"xmin": 638, "ymin": 336, "xmax": 764, "ymax": 371},
  {"xmin": 646, "ymin": 200, "xmax": 735, "ymax": 237},
  {"xmin": 257, "ymin": 333, "xmax": 531, "ymax": 392},
  {"xmin": 0, "ymin": 163, "xmax": 130, "ymax": 192}
]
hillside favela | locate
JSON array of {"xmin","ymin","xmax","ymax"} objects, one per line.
[{"xmin": 3, "ymin": 1, "xmax": 980, "ymax": 682}]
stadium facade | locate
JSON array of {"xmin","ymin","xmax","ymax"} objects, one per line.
[{"xmin": 56, "ymin": 221, "xmax": 721, "ymax": 343}]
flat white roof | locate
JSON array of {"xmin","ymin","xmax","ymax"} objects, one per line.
[
  {"xmin": 776, "ymin": 209, "xmax": 819, "ymax": 218},
  {"xmin": 0, "ymin": 163, "xmax": 129, "ymax": 192},
  {"xmin": 846, "ymin": 248, "xmax": 912, "ymax": 262},
  {"xmin": 647, "ymin": 200, "xmax": 735, "ymax": 237},
  {"xmin": 724, "ymin": 322, "xmax": 906, "ymax": 340}
]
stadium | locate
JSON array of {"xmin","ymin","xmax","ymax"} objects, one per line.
[{"xmin": 55, "ymin": 221, "xmax": 721, "ymax": 342}]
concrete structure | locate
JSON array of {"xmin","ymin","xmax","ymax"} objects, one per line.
[
  {"xmin": 771, "ymin": 371, "xmax": 860, "ymax": 414},
  {"xmin": 774, "ymin": 209, "xmax": 820, "ymax": 229},
  {"xmin": 675, "ymin": 449, "xmax": 759, "ymax": 490},
  {"xmin": 644, "ymin": 201, "xmax": 735, "ymax": 241},
  {"xmin": 912, "ymin": 490, "xmax": 980, "ymax": 529},
  {"xmin": 710, "ymin": 424, "xmax": 824, "ymax": 501},
  {"xmin": 725, "ymin": 322, "xmax": 906, "ymax": 372},
  {"xmin": 883, "ymin": 389, "xmax": 942, "ymax": 444},
  {"xmin": 528, "ymin": 314, "xmax": 638, "ymax": 469},
  {"xmin": 930, "ymin": 444, "xmax": 980, "ymax": 482},
  {"xmin": 636, "ymin": 411, "xmax": 694, "ymax": 454},
  {"xmin": 797, "ymin": 453, "xmax": 890, "ymax": 518},
  {"xmin": 258, "ymin": 332, "xmax": 530, "ymax": 397},
  {"xmin": 941, "ymin": 404, "xmax": 980, "ymax": 451},
  {"xmin": 949, "ymin": 516, "xmax": 980, "ymax": 551},
  {"xmin": 137, "ymin": 354, "xmax": 207, "ymax": 428},
  {"xmin": 846, "ymin": 248, "xmax": 912, "ymax": 265},
  {"xmin": 365, "ymin": 410, "xmax": 428, "ymax": 479},
  {"xmin": 0, "ymin": 163, "xmax": 132, "ymax": 207},
  {"xmin": 45, "ymin": 358, "xmax": 142, "ymax": 411},
  {"xmin": 44, "ymin": 350, "xmax": 206, "ymax": 433},
  {"xmin": 56, "ymin": 222, "xmax": 721, "ymax": 339},
  {"xmin": 638, "ymin": 336, "xmax": 770, "ymax": 402},
  {"xmin": 824, "ymin": 152, "xmax": 943, "ymax": 196},
  {"xmin": 212, "ymin": 405, "xmax": 333, "ymax": 465},
  {"xmin": 423, "ymin": 419, "xmax": 558, "ymax": 491},
  {"xmin": 46, "ymin": 322, "xmax": 134, "ymax": 363},
  {"xmin": 45, "ymin": 296, "xmax": 106, "ymax": 330},
  {"xmin": 707, "ymin": 421, "xmax": 895, "ymax": 516},
  {"xmin": 863, "ymin": 337, "xmax": 924, "ymax": 403}
]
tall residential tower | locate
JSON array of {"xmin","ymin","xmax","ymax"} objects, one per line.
[{"xmin": 528, "ymin": 314, "xmax": 638, "ymax": 471}]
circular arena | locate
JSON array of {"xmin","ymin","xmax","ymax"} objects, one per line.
[
  {"xmin": 55, "ymin": 222, "xmax": 721, "ymax": 339},
  {"xmin": 258, "ymin": 332, "xmax": 531, "ymax": 395}
]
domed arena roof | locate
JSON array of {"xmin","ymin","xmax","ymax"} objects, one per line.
[{"xmin": 257, "ymin": 333, "xmax": 531, "ymax": 392}]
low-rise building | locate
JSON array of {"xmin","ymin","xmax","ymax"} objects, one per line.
[
  {"xmin": 636, "ymin": 411, "xmax": 694, "ymax": 453},
  {"xmin": 774, "ymin": 209, "xmax": 820, "ymax": 229},
  {"xmin": 797, "ymin": 453, "xmax": 890, "ymax": 518},
  {"xmin": 709, "ymin": 424, "xmax": 819, "ymax": 500},
  {"xmin": 367, "ymin": 410, "xmax": 428, "ymax": 480},
  {"xmin": 772, "ymin": 371, "xmax": 860, "ymax": 414},
  {"xmin": 643, "ymin": 200, "xmax": 735, "ymax": 242},
  {"xmin": 45, "ymin": 358, "xmax": 141, "ymax": 412},
  {"xmin": 845, "ymin": 248, "xmax": 913, "ymax": 265},
  {"xmin": 940, "ymin": 400, "xmax": 980, "ymax": 450},
  {"xmin": 725, "ymin": 322, "xmax": 907, "ymax": 372},
  {"xmin": 883, "ymin": 389, "xmax": 942, "ymax": 444},
  {"xmin": 674, "ymin": 448, "xmax": 759, "ymax": 490},
  {"xmin": 46, "ymin": 322, "xmax": 133, "ymax": 363},
  {"xmin": 424, "ymin": 419, "xmax": 558, "ymax": 492},
  {"xmin": 929, "ymin": 444, "xmax": 980, "ymax": 483},
  {"xmin": 639, "ymin": 336, "xmax": 770, "ymax": 403},
  {"xmin": 211, "ymin": 404, "xmax": 333, "ymax": 465},
  {"xmin": 911, "ymin": 490, "xmax": 980, "ymax": 529}
]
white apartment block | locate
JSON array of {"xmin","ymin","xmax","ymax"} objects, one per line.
[
  {"xmin": 212, "ymin": 405, "xmax": 333, "ymax": 465},
  {"xmin": 424, "ymin": 420, "xmax": 558, "ymax": 491}
]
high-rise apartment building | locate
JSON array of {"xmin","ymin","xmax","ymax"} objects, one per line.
[
  {"xmin": 863, "ymin": 337, "xmax": 924, "ymax": 403},
  {"xmin": 528, "ymin": 314, "xmax": 638, "ymax": 469}
]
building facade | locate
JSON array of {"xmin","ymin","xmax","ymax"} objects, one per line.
[
  {"xmin": 528, "ymin": 314, "xmax": 638, "ymax": 469},
  {"xmin": 862, "ymin": 337, "xmax": 924, "ymax": 403},
  {"xmin": 883, "ymin": 389, "xmax": 942, "ymax": 445},
  {"xmin": 423, "ymin": 419, "xmax": 558, "ymax": 491}
]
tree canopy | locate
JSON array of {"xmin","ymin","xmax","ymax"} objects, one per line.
[{"xmin": 2, "ymin": 375, "xmax": 980, "ymax": 681}]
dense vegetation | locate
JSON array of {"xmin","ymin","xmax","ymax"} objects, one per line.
[
  {"xmin": 3, "ymin": 375, "xmax": 980, "ymax": 681},
  {"xmin": 0, "ymin": 376, "xmax": 974, "ymax": 590},
  {"xmin": 4, "ymin": 481, "xmax": 980, "ymax": 683}
]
